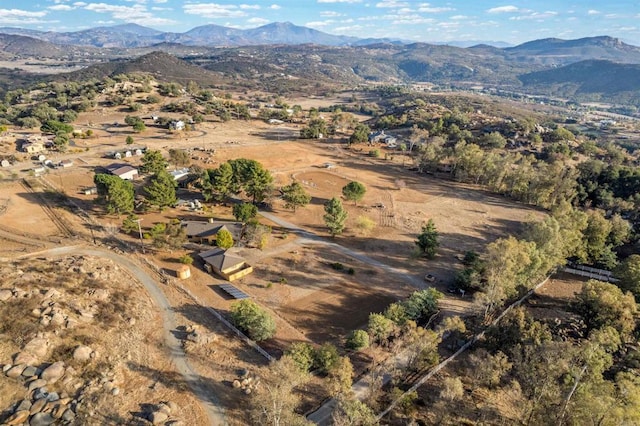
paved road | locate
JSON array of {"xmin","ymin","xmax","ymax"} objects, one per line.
[{"xmin": 18, "ymin": 245, "xmax": 227, "ymax": 426}]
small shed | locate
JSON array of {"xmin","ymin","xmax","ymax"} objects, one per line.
[{"xmin": 176, "ymin": 265, "xmax": 191, "ymax": 280}]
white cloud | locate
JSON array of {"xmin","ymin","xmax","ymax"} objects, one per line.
[
  {"xmin": 306, "ymin": 20, "xmax": 331, "ymax": 28},
  {"xmin": 48, "ymin": 5, "xmax": 75, "ymax": 11},
  {"xmin": 0, "ymin": 9, "xmax": 53, "ymax": 25},
  {"xmin": 418, "ymin": 4, "xmax": 454, "ymax": 13},
  {"xmin": 510, "ymin": 11, "xmax": 557, "ymax": 21},
  {"xmin": 376, "ymin": 1, "xmax": 408, "ymax": 7},
  {"xmin": 317, "ymin": 0, "xmax": 362, "ymax": 3},
  {"xmin": 240, "ymin": 4, "xmax": 261, "ymax": 10},
  {"xmin": 83, "ymin": 2, "xmax": 175, "ymax": 26},
  {"xmin": 183, "ymin": 3, "xmax": 248, "ymax": 18},
  {"xmin": 487, "ymin": 5, "xmax": 519, "ymax": 14},
  {"xmin": 247, "ymin": 17, "xmax": 269, "ymax": 24},
  {"xmin": 587, "ymin": 10, "xmax": 600, "ymax": 15},
  {"xmin": 269, "ymin": 4, "xmax": 281, "ymax": 9},
  {"xmin": 0, "ymin": 8, "xmax": 48, "ymax": 18},
  {"xmin": 391, "ymin": 15, "xmax": 435, "ymax": 25},
  {"xmin": 450, "ymin": 15, "xmax": 468, "ymax": 20},
  {"xmin": 73, "ymin": 2, "xmax": 88, "ymax": 6},
  {"xmin": 320, "ymin": 11, "xmax": 342, "ymax": 17}
]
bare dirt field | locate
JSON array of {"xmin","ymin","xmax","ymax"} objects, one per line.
[
  {"xmin": 525, "ymin": 272, "xmax": 585, "ymax": 323},
  {"xmin": 0, "ymin": 181, "xmax": 61, "ymax": 238}
]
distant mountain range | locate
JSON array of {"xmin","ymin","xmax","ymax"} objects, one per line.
[
  {"xmin": 2, "ymin": 22, "xmax": 640, "ymax": 105},
  {"xmin": 0, "ymin": 22, "xmax": 398, "ymax": 48}
]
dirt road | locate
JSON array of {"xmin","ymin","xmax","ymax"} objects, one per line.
[{"xmin": 18, "ymin": 245, "xmax": 227, "ymax": 426}]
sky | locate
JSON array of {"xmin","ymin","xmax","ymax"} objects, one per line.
[{"xmin": 3, "ymin": 1, "xmax": 640, "ymax": 45}]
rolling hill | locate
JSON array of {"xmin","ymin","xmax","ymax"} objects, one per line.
[{"xmin": 2, "ymin": 26, "xmax": 640, "ymax": 105}]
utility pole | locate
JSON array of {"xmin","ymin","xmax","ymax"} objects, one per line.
[{"xmin": 135, "ymin": 218, "xmax": 145, "ymax": 254}]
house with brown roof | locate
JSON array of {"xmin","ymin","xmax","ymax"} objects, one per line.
[
  {"xmin": 105, "ymin": 163, "xmax": 139, "ymax": 180},
  {"xmin": 182, "ymin": 220, "xmax": 243, "ymax": 245},
  {"xmin": 199, "ymin": 248, "xmax": 253, "ymax": 281}
]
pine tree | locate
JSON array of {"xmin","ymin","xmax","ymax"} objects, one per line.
[
  {"xmin": 342, "ymin": 181, "xmax": 366, "ymax": 205},
  {"xmin": 144, "ymin": 170, "xmax": 177, "ymax": 211},
  {"xmin": 324, "ymin": 197, "xmax": 348, "ymax": 237},
  {"xmin": 281, "ymin": 181, "xmax": 311, "ymax": 212},
  {"xmin": 415, "ymin": 219, "xmax": 439, "ymax": 259}
]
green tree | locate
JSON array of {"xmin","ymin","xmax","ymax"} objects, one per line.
[
  {"xmin": 616, "ymin": 255, "xmax": 640, "ymax": 300},
  {"xmin": 40, "ymin": 120, "xmax": 73, "ymax": 135},
  {"xmin": 244, "ymin": 166, "xmax": 274, "ymax": 204},
  {"xmin": 313, "ymin": 343, "xmax": 340, "ymax": 374},
  {"xmin": 583, "ymin": 210, "xmax": 614, "ymax": 266},
  {"xmin": 168, "ymin": 149, "xmax": 190, "ymax": 167},
  {"xmin": 367, "ymin": 313, "xmax": 394, "ymax": 343},
  {"xmin": 121, "ymin": 214, "xmax": 140, "ymax": 234},
  {"xmin": 332, "ymin": 398, "xmax": 377, "ymax": 426},
  {"xmin": 346, "ymin": 330, "xmax": 370, "ymax": 351},
  {"xmin": 328, "ymin": 356, "xmax": 354, "ymax": 398},
  {"xmin": 140, "ymin": 150, "xmax": 168, "ymax": 175},
  {"xmin": 204, "ymin": 162, "xmax": 234, "ymax": 202},
  {"xmin": 250, "ymin": 355, "xmax": 309, "ymax": 426},
  {"xmin": 144, "ymin": 170, "xmax": 177, "ymax": 211},
  {"xmin": 403, "ymin": 288, "xmax": 442, "ymax": 321},
  {"xmin": 216, "ymin": 228, "xmax": 234, "ymax": 249},
  {"xmin": 125, "ymin": 135, "xmax": 134, "ymax": 145},
  {"xmin": 480, "ymin": 131, "xmax": 507, "ymax": 149},
  {"xmin": 285, "ymin": 342, "xmax": 315, "ymax": 372},
  {"xmin": 300, "ymin": 118, "xmax": 328, "ymax": 139},
  {"xmin": 349, "ymin": 123, "xmax": 370, "ymax": 145},
  {"xmin": 232, "ymin": 203, "xmax": 258, "ymax": 223},
  {"xmin": 230, "ymin": 300, "xmax": 276, "ymax": 341},
  {"xmin": 324, "ymin": 197, "xmax": 348, "ymax": 237},
  {"xmin": 341, "ymin": 181, "xmax": 366, "ymax": 206},
  {"xmin": 575, "ymin": 280, "xmax": 637, "ymax": 339},
  {"xmin": 415, "ymin": 219, "xmax": 439, "ymax": 259},
  {"xmin": 281, "ymin": 181, "xmax": 311, "ymax": 212},
  {"xmin": 93, "ymin": 173, "xmax": 134, "ymax": 215}
]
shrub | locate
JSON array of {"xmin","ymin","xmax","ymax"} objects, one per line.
[
  {"xmin": 367, "ymin": 313, "xmax": 394, "ymax": 343},
  {"xmin": 179, "ymin": 254, "xmax": 193, "ymax": 265},
  {"xmin": 313, "ymin": 343, "xmax": 340, "ymax": 374},
  {"xmin": 355, "ymin": 215, "xmax": 376, "ymax": 236},
  {"xmin": 331, "ymin": 262, "xmax": 345, "ymax": 271},
  {"xmin": 286, "ymin": 342, "xmax": 315, "ymax": 372},
  {"xmin": 230, "ymin": 300, "xmax": 276, "ymax": 342},
  {"xmin": 369, "ymin": 149, "xmax": 380, "ymax": 158},
  {"xmin": 384, "ymin": 302, "xmax": 408, "ymax": 326},
  {"xmin": 346, "ymin": 330, "xmax": 370, "ymax": 351}
]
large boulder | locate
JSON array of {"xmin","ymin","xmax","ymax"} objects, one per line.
[
  {"xmin": 0, "ymin": 288, "xmax": 12, "ymax": 301},
  {"xmin": 40, "ymin": 361, "xmax": 65, "ymax": 384},
  {"xmin": 23, "ymin": 337, "xmax": 49, "ymax": 359},
  {"xmin": 22, "ymin": 365, "xmax": 39, "ymax": 378},
  {"xmin": 6, "ymin": 364, "xmax": 26, "ymax": 378},
  {"xmin": 29, "ymin": 412, "xmax": 56, "ymax": 426},
  {"xmin": 13, "ymin": 352, "xmax": 39, "ymax": 366},
  {"xmin": 5, "ymin": 410, "xmax": 30, "ymax": 425},
  {"xmin": 150, "ymin": 411, "xmax": 168, "ymax": 425},
  {"xmin": 72, "ymin": 345, "xmax": 93, "ymax": 362}
]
